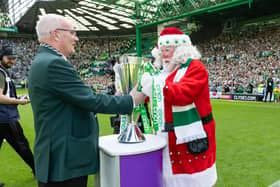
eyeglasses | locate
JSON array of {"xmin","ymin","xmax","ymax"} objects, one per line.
[{"xmin": 56, "ymin": 28, "xmax": 77, "ymax": 36}]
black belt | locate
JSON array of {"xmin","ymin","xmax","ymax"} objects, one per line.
[
  {"xmin": 164, "ymin": 111, "xmax": 213, "ymax": 132},
  {"xmin": 201, "ymin": 112, "xmax": 214, "ymax": 125}
]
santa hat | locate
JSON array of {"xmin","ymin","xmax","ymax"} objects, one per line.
[
  {"xmin": 152, "ymin": 27, "xmax": 201, "ymax": 67},
  {"xmin": 158, "ymin": 27, "xmax": 191, "ymax": 48}
]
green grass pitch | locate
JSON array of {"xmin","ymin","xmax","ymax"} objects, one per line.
[{"xmin": 0, "ymin": 89, "xmax": 280, "ymax": 187}]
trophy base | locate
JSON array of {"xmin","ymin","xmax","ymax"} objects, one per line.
[{"xmin": 118, "ymin": 122, "xmax": 145, "ymax": 143}]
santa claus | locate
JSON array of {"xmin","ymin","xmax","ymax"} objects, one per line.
[{"xmin": 141, "ymin": 27, "xmax": 217, "ymax": 187}]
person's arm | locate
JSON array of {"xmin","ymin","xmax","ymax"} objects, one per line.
[
  {"xmin": 163, "ymin": 60, "xmax": 208, "ymax": 106},
  {"xmin": 47, "ymin": 59, "xmax": 134, "ymax": 115},
  {"xmin": 0, "ymin": 74, "xmax": 28, "ymax": 105}
]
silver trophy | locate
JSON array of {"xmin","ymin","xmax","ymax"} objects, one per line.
[{"xmin": 115, "ymin": 55, "xmax": 148, "ymax": 143}]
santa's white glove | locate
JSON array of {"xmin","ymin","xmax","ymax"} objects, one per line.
[{"xmin": 141, "ymin": 73, "xmax": 153, "ymax": 98}]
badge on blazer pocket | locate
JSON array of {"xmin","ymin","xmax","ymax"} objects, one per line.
[{"xmin": 187, "ymin": 137, "xmax": 209, "ymax": 154}]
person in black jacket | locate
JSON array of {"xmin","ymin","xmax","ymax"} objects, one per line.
[
  {"xmin": 264, "ymin": 75, "xmax": 274, "ymax": 102},
  {"xmin": 0, "ymin": 45, "xmax": 35, "ymax": 179}
]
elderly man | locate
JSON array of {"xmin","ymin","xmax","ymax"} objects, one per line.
[
  {"xmin": 28, "ymin": 14, "xmax": 145, "ymax": 187},
  {"xmin": 141, "ymin": 27, "xmax": 217, "ymax": 187},
  {"xmin": 0, "ymin": 45, "xmax": 35, "ymax": 180}
]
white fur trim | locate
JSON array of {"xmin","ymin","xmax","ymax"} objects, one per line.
[
  {"xmin": 173, "ymin": 66, "xmax": 188, "ymax": 82},
  {"xmin": 164, "ymin": 163, "xmax": 217, "ymax": 187},
  {"xmin": 172, "ymin": 103, "xmax": 196, "ymax": 112},
  {"xmin": 158, "ymin": 34, "xmax": 191, "ymax": 48},
  {"xmin": 159, "ymin": 132, "xmax": 217, "ymax": 187},
  {"xmin": 172, "ymin": 45, "xmax": 201, "ymax": 65}
]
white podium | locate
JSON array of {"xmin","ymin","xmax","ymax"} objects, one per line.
[{"xmin": 99, "ymin": 134, "xmax": 167, "ymax": 187}]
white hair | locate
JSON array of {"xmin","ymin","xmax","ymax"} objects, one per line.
[
  {"xmin": 35, "ymin": 14, "xmax": 66, "ymax": 41},
  {"xmin": 172, "ymin": 44, "xmax": 201, "ymax": 65},
  {"xmin": 151, "ymin": 43, "xmax": 201, "ymax": 69}
]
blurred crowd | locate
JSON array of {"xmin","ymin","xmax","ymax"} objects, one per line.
[
  {"xmin": 199, "ymin": 28, "xmax": 280, "ymax": 94},
  {"xmin": 0, "ymin": 38, "xmax": 134, "ymax": 92},
  {"xmin": 71, "ymin": 38, "xmax": 134, "ymax": 93},
  {"xmin": 0, "ymin": 27, "xmax": 279, "ymax": 95},
  {"xmin": 0, "ymin": 38, "xmax": 38, "ymax": 86}
]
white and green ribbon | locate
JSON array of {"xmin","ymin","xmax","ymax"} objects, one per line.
[
  {"xmin": 151, "ymin": 78, "xmax": 158, "ymax": 132},
  {"xmin": 151, "ymin": 72, "xmax": 166, "ymax": 133},
  {"xmin": 138, "ymin": 62, "xmax": 157, "ymax": 134},
  {"xmin": 120, "ymin": 105, "xmax": 152, "ymax": 134},
  {"xmin": 120, "ymin": 115, "xmax": 128, "ymax": 134},
  {"xmin": 139, "ymin": 105, "xmax": 153, "ymax": 134}
]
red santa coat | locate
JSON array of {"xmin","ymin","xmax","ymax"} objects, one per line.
[{"xmin": 163, "ymin": 59, "xmax": 216, "ymax": 174}]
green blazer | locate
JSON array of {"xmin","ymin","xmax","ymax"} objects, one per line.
[{"xmin": 28, "ymin": 46, "xmax": 133, "ymax": 182}]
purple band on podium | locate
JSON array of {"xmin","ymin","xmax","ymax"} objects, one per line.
[{"xmin": 120, "ymin": 149, "xmax": 162, "ymax": 187}]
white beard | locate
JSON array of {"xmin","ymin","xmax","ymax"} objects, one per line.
[{"xmin": 163, "ymin": 59, "xmax": 177, "ymax": 73}]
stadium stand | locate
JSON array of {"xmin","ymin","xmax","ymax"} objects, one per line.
[
  {"xmin": 199, "ymin": 27, "xmax": 280, "ymax": 94},
  {"xmin": 1, "ymin": 26, "xmax": 279, "ymax": 96}
]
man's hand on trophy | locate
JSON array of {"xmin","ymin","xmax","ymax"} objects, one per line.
[
  {"xmin": 130, "ymin": 83, "xmax": 146, "ymax": 106},
  {"xmin": 141, "ymin": 73, "xmax": 153, "ymax": 98}
]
